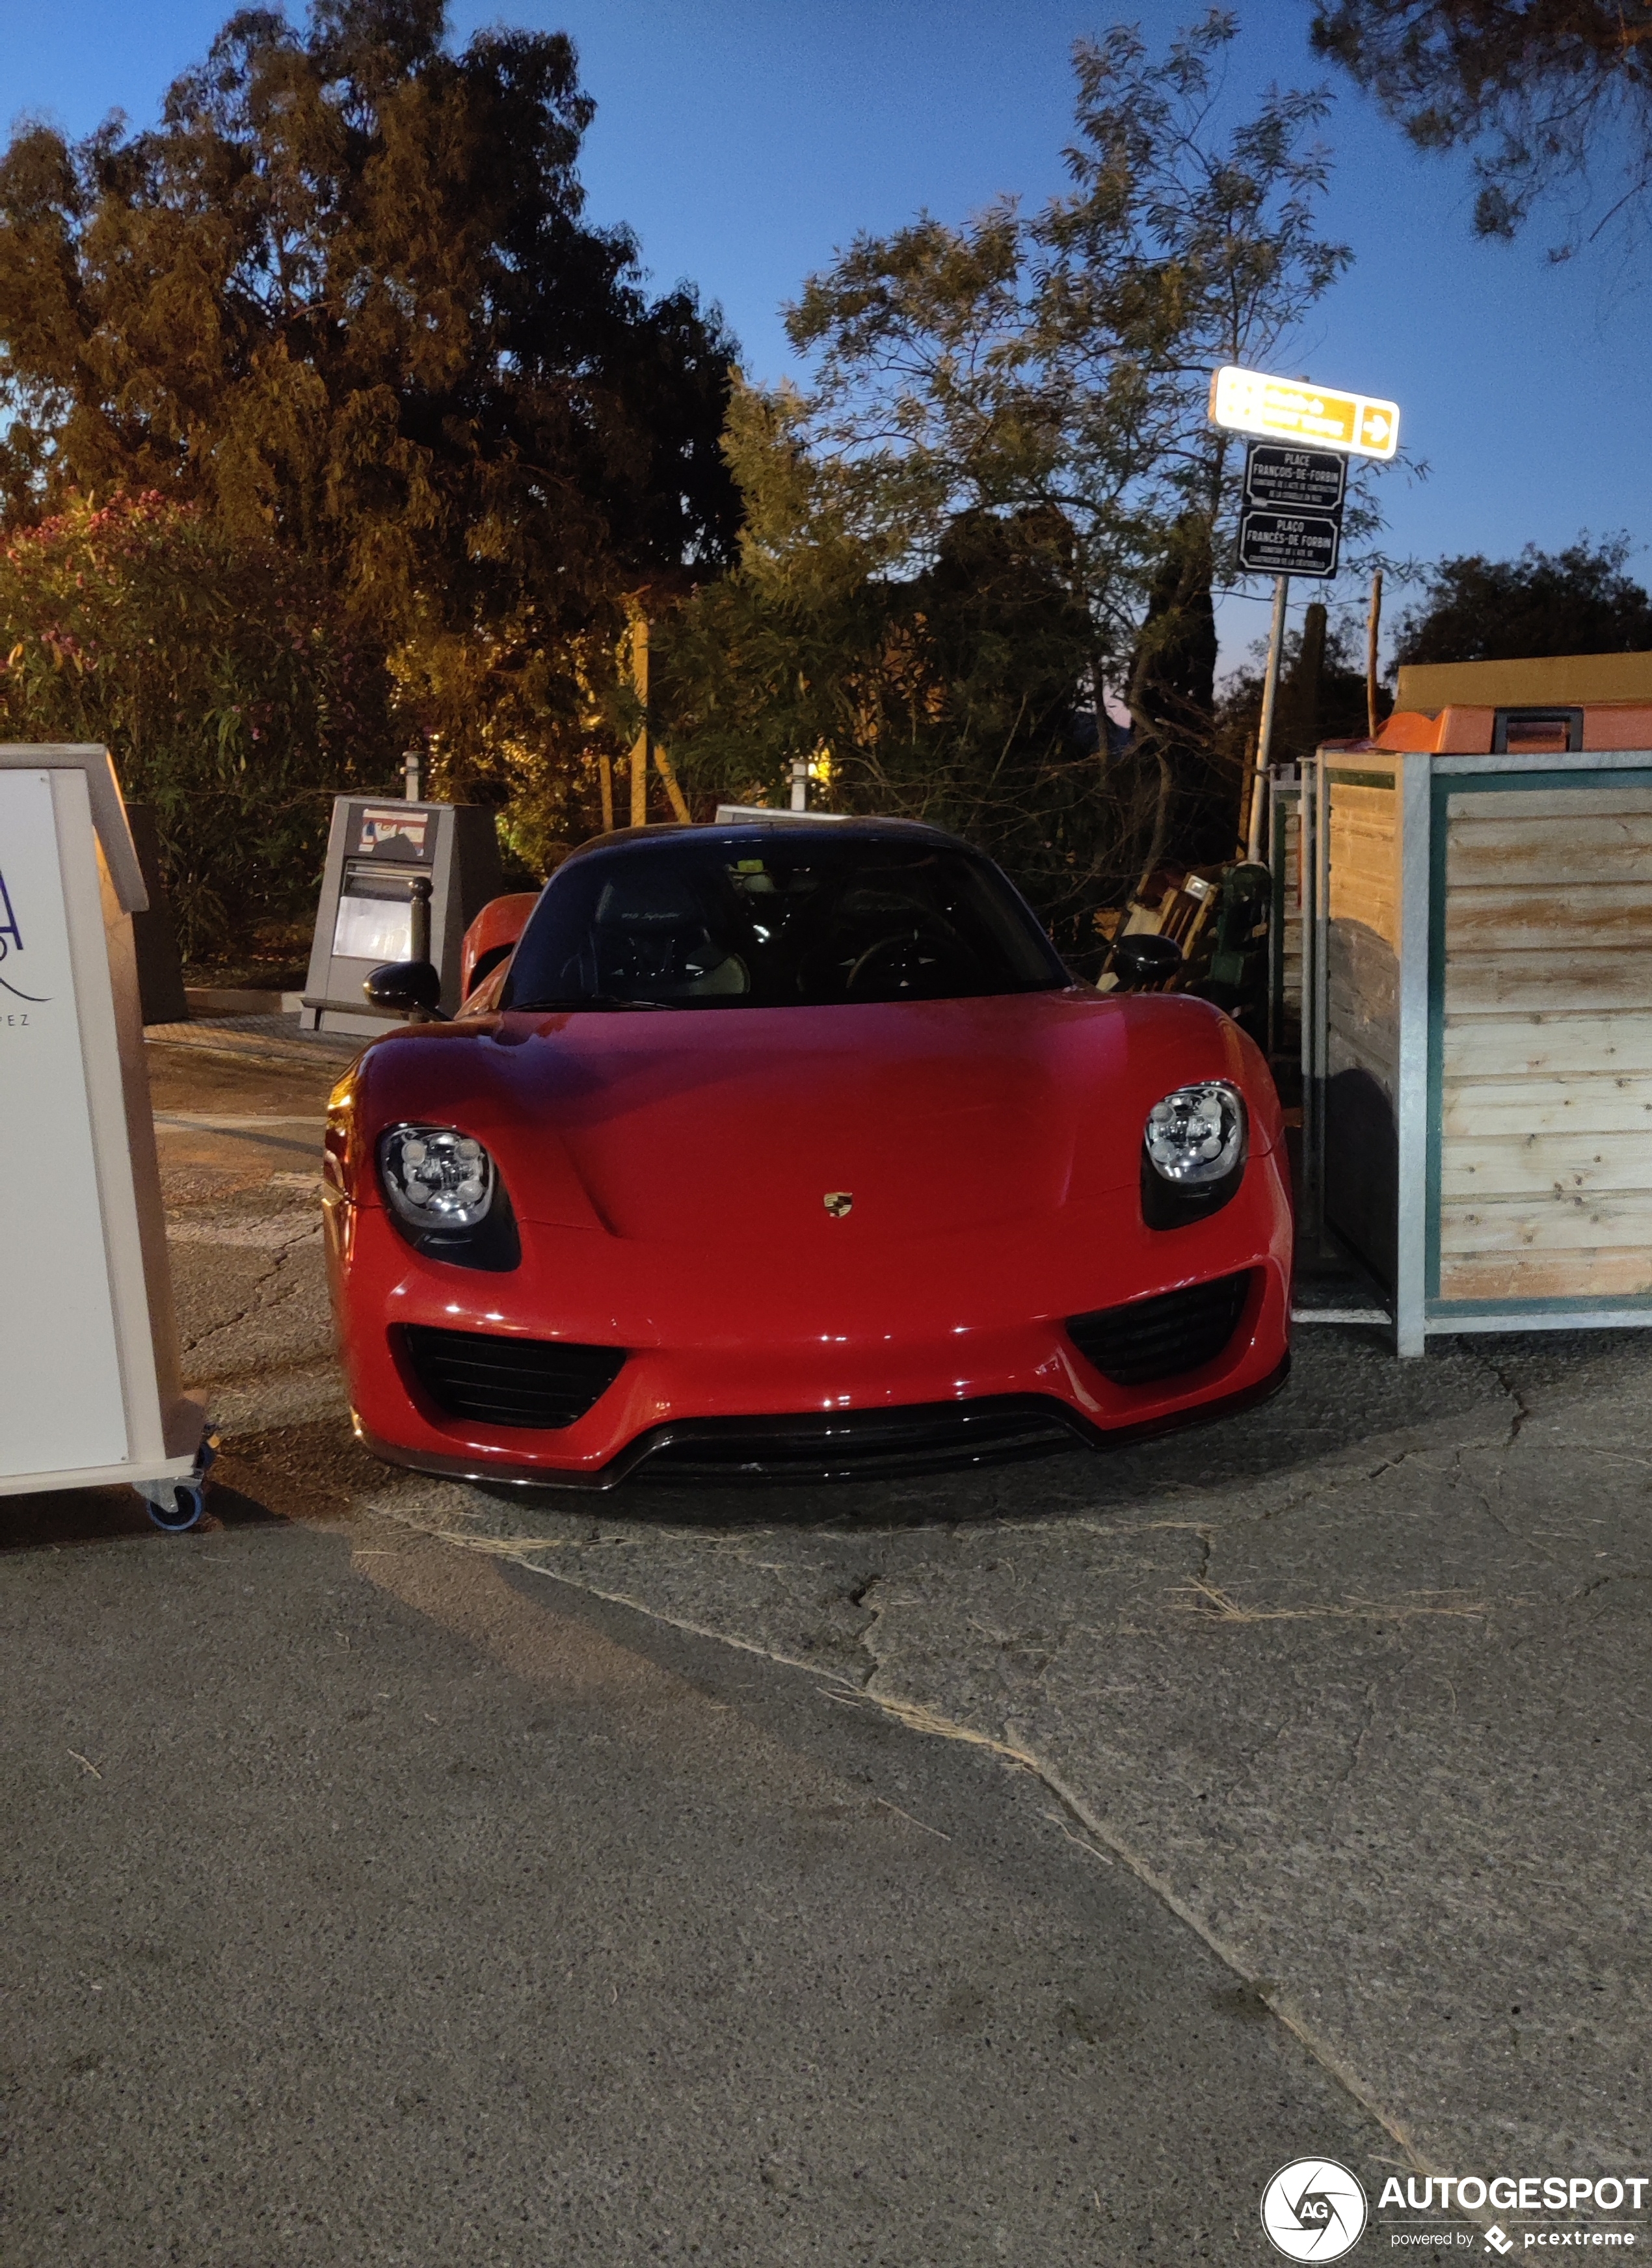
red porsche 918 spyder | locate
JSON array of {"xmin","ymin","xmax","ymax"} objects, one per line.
[{"xmin": 323, "ymin": 818, "xmax": 1291, "ymax": 1486}]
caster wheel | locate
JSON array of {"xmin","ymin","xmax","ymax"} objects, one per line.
[{"xmin": 147, "ymin": 1484, "xmax": 206, "ymax": 1533}]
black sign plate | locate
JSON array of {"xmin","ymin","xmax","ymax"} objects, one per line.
[
  {"xmin": 1238, "ymin": 510, "xmax": 1341, "ymax": 578},
  {"xmin": 1244, "ymin": 440, "xmax": 1346, "ymax": 514}
]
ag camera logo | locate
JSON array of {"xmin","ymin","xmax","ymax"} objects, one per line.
[{"xmin": 1261, "ymin": 2157, "xmax": 1369, "ymax": 2260}]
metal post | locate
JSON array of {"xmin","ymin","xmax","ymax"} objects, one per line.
[
  {"xmin": 402, "ymin": 747, "xmax": 423, "ymax": 803},
  {"xmin": 1298, "ymin": 753, "xmax": 1329, "ymax": 1251},
  {"xmin": 790, "ymin": 755, "xmax": 808, "ymax": 812},
  {"xmin": 1393, "ymin": 752, "xmax": 1432, "ymax": 1357},
  {"xmin": 1267, "ymin": 765, "xmax": 1298, "ymax": 1060},
  {"xmin": 409, "ymin": 874, "xmax": 432, "ymax": 966},
  {"xmin": 1246, "ymin": 575, "xmax": 1290, "ymax": 863},
  {"xmin": 1366, "ymin": 568, "xmax": 1383, "ymax": 740}
]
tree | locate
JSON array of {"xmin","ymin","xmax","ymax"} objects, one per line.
[
  {"xmin": 1216, "ymin": 607, "xmax": 1379, "ymax": 788},
  {"xmin": 0, "ymin": 492, "xmax": 397, "ymax": 955},
  {"xmin": 0, "ymin": 0, "xmax": 739, "ymax": 855},
  {"xmin": 661, "ymin": 384, "xmax": 1110, "ymax": 925},
  {"xmin": 1394, "ymin": 535, "xmax": 1652, "ymax": 661},
  {"xmin": 661, "ymin": 12, "xmax": 1358, "ymax": 937},
  {"xmin": 1309, "ymin": 1, "xmax": 1652, "ymax": 247}
]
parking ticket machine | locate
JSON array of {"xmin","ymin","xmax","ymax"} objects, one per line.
[{"xmin": 300, "ymin": 797, "xmax": 503, "ymax": 1036}]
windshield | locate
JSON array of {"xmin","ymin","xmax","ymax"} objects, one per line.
[{"xmin": 501, "ymin": 831, "xmax": 1067, "ymax": 1011}]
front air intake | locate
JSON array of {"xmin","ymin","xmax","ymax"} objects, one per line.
[
  {"xmin": 400, "ymin": 1326, "xmax": 626, "ymax": 1428},
  {"xmin": 1066, "ymin": 1271, "xmax": 1254, "ymax": 1387},
  {"xmin": 630, "ymin": 1396, "xmax": 1087, "ymax": 1483}
]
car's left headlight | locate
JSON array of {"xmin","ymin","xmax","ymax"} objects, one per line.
[
  {"xmin": 1144, "ymin": 1082, "xmax": 1247, "ymax": 1187},
  {"xmin": 379, "ymin": 1124, "xmax": 497, "ymax": 1229}
]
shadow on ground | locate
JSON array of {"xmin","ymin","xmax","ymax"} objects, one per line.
[{"xmin": 463, "ymin": 1319, "xmax": 1582, "ymax": 1535}]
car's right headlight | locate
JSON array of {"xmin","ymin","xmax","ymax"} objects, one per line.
[
  {"xmin": 1143, "ymin": 1082, "xmax": 1247, "ymax": 1186},
  {"xmin": 378, "ymin": 1124, "xmax": 498, "ymax": 1230},
  {"xmin": 1140, "ymin": 1081, "xmax": 1248, "ymax": 1230}
]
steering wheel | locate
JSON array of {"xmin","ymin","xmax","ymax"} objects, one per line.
[{"xmin": 844, "ymin": 930, "xmax": 947, "ymax": 996}]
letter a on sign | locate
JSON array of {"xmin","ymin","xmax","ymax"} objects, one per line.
[{"xmin": 0, "ymin": 865, "xmax": 21, "ymax": 957}]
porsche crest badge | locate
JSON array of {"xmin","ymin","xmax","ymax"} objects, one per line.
[{"xmin": 823, "ymin": 1192, "xmax": 854, "ymax": 1218}]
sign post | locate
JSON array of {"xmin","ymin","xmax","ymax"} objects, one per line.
[
  {"xmin": 1210, "ymin": 367, "xmax": 1400, "ymax": 862},
  {"xmin": 1237, "ymin": 444, "xmax": 1348, "ymax": 858}
]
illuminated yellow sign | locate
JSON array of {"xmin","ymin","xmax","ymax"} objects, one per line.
[{"xmin": 1208, "ymin": 366, "xmax": 1400, "ymax": 460}]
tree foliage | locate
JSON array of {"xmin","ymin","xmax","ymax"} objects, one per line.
[
  {"xmin": 660, "ymin": 12, "xmax": 1358, "ymax": 937},
  {"xmin": 1310, "ymin": 1, "xmax": 1652, "ymax": 247},
  {"xmin": 0, "ymin": 491, "xmax": 395, "ymax": 954},
  {"xmin": 0, "ymin": 0, "xmax": 740, "ymax": 891},
  {"xmin": 1217, "ymin": 609, "xmax": 1380, "ymax": 782},
  {"xmin": 1394, "ymin": 535, "xmax": 1652, "ymax": 661}
]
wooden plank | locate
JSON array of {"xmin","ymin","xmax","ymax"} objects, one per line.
[
  {"xmin": 1443, "ymin": 1014, "xmax": 1652, "ymax": 1078},
  {"xmin": 1329, "ymin": 788, "xmax": 1399, "ymax": 950},
  {"xmin": 1443, "ymin": 948, "xmax": 1652, "ymax": 1015},
  {"xmin": 1328, "ymin": 990, "xmax": 1398, "ymax": 1050},
  {"xmin": 1440, "ymin": 1190, "xmax": 1652, "ymax": 1255},
  {"xmin": 1329, "ymin": 920, "xmax": 1398, "ymax": 987},
  {"xmin": 1445, "ymin": 885, "xmax": 1652, "ymax": 952},
  {"xmin": 1443, "ymin": 1074, "xmax": 1652, "ymax": 1136},
  {"xmin": 1327, "ymin": 913, "xmax": 1398, "ymax": 1092},
  {"xmin": 1440, "ymin": 1131, "xmax": 1652, "ymax": 1199},
  {"xmin": 1329, "ymin": 871, "xmax": 1400, "ymax": 911},
  {"xmin": 1329, "ymin": 823, "xmax": 1394, "ymax": 850},
  {"xmin": 1448, "ymin": 812, "xmax": 1652, "ymax": 888},
  {"xmin": 1329, "ymin": 1034, "xmax": 1396, "ymax": 1095},
  {"xmin": 1331, "ymin": 823, "xmax": 1399, "ymax": 855},
  {"xmin": 1327, "ymin": 974, "xmax": 1396, "ymax": 1024},
  {"xmin": 1439, "ymin": 1249, "xmax": 1652, "ymax": 1301},
  {"xmin": 1328, "ymin": 979, "xmax": 1397, "ymax": 1048},
  {"xmin": 1449, "ymin": 808, "xmax": 1652, "ymax": 850},
  {"xmin": 1446, "ymin": 787, "xmax": 1652, "ymax": 824},
  {"xmin": 1328, "ymin": 894, "xmax": 1400, "ymax": 948},
  {"xmin": 1331, "ymin": 783, "xmax": 1396, "ymax": 814}
]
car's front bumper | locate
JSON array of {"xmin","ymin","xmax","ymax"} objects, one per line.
[{"xmin": 326, "ymin": 1153, "xmax": 1293, "ymax": 1488}]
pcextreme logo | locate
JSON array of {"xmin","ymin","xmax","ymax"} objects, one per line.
[{"xmin": 1262, "ymin": 2158, "xmax": 1370, "ymax": 2260}]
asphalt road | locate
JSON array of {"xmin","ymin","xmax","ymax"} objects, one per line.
[
  {"xmin": 3, "ymin": 1020, "xmax": 1647, "ymax": 2263},
  {"xmin": 1, "ymin": 1512, "xmax": 1389, "ymax": 2267}
]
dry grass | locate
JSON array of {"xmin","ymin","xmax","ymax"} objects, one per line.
[{"xmin": 1168, "ymin": 1578, "xmax": 1503, "ymax": 1624}]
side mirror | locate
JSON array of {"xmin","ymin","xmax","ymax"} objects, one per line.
[
  {"xmin": 364, "ymin": 960, "xmax": 445, "ymax": 1019},
  {"xmin": 1111, "ymin": 932, "xmax": 1183, "ymax": 990}
]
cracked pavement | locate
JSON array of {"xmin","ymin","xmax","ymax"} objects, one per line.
[
  {"xmin": 3, "ymin": 1027, "xmax": 1648, "ymax": 2260},
  {"xmin": 364, "ymin": 1330, "xmax": 1652, "ymax": 2194}
]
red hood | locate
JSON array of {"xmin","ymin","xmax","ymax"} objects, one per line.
[{"xmin": 347, "ymin": 989, "xmax": 1278, "ymax": 1244}]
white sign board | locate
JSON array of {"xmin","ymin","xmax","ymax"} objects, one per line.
[
  {"xmin": 0, "ymin": 749, "xmax": 200, "ymax": 1499},
  {"xmin": 1209, "ymin": 365, "xmax": 1400, "ymax": 460},
  {"xmin": 0, "ymin": 771, "xmax": 130, "ymax": 1473}
]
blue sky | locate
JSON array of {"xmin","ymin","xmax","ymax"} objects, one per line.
[{"xmin": 3, "ymin": 0, "xmax": 1647, "ymax": 674}]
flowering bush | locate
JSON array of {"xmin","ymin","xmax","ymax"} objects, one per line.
[{"xmin": 0, "ymin": 494, "xmax": 399, "ymax": 955}]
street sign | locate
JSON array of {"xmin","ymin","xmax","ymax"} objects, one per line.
[
  {"xmin": 1238, "ymin": 440, "xmax": 1345, "ymax": 578},
  {"xmin": 1210, "ymin": 365, "xmax": 1399, "ymax": 460},
  {"xmin": 1244, "ymin": 442, "xmax": 1346, "ymax": 514},
  {"xmin": 1238, "ymin": 511, "xmax": 1340, "ymax": 579}
]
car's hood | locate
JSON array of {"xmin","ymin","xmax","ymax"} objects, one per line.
[{"xmin": 353, "ymin": 989, "xmax": 1276, "ymax": 1244}]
